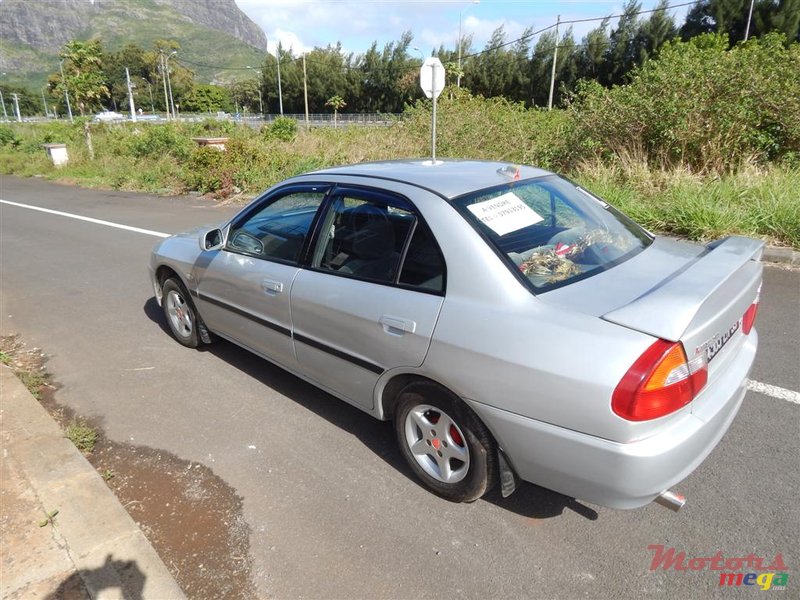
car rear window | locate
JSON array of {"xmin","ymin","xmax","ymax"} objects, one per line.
[{"xmin": 452, "ymin": 175, "xmax": 652, "ymax": 292}]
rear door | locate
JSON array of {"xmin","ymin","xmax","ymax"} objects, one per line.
[
  {"xmin": 194, "ymin": 184, "xmax": 329, "ymax": 369},
  {"xmin": 290, "ymin": 186, "xmax": 446, "ymax": 409}
]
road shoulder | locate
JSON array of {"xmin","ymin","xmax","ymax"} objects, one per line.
[{"xmin": 0, "ymin": 365, "xmax": 185, "ymax": 600}]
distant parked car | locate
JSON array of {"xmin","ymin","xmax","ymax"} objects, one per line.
[
  {"xmin": 149, "ymin": 160, "xmax": 763, "ymax": 510},
  {"xmin": 93, "ymin": 110, "xmax": 125, "ymax": 122}
]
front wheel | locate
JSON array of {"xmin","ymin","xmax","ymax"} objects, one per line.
[
  {"xmin": 162, "ymin": 278, "xmax": 200, "ymax": 348},
  {"xmin": 394, "ymin": 382, "xmax": 497, "ymax": 502}
]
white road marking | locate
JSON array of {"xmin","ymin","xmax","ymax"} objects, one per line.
[
  {"xmin": 4, "ymin": 200, "xmax": 798, "ymax": 406},
  {"xmin": 0, "ymin": 199, "xmax": 170, "ymax": 238},
  {"xmin": 747, "ymin": 380, "xmax": 800, "ymax": 404}
]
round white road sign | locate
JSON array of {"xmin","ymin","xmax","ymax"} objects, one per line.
[{"xmin": 420, "ymin": 57, "xmax": 446, "ymax": 99}]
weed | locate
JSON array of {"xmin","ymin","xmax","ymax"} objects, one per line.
[
  {"xmin": 0, "ymin": 350, "xmax": 11, "ymax": 366},
  {"xmin": 17, "ymin": 371, "xmax": 48, "ymax": 400},
  {"xmin": 38, "ymin": 509, "xmax": 59, "ymax": 528},
  {"xmin": 65, "ymin": 421, "xmax": 97, "ymax": 453},
  {"xmin": 101, "ymin": 468, "xmax": 115, "ymax": 481}
]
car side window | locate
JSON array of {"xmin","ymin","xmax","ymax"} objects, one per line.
[
  {"xmin": 227, "ymin": 189, "xmax": 326, "ymax": 263},
  {"xmin": 313, "ymin": 193, "xmax": 415, "ymax": 283},
  {"xmin": 398, "ymin": 222, "xmax": 446, "ymax": 293}
]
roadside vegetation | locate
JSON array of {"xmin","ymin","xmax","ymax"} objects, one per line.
[{"xmin": 1, "ymin": 33, "xmax": 798, "ymax": 248}]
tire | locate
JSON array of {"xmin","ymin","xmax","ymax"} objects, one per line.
[
  {"xmin": 161, "ymin": 278, "xmax": 200, "ymax": 348},
  {"xmin": 394, "ymin": 382, "xmax": 497, "ymax": 502}
]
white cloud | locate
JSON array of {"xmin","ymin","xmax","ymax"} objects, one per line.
[{"xmin": 268, "ymin": 29, "xmax": 313, "ymax": 55}]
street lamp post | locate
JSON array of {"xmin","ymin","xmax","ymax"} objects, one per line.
[
  {"xmin": 166, "ymin": 51, "xmax": 177, "ymax": 118},
  {"xmin": 276, "ymin": 42, "xmax": 284, "ymax": 116},
  {"xmin": 142, "ymin": 77, "xmax": 155, "ymax": 113},
  {"xmin": 41, "ymin": 87, "xmax": 49, "ymax": 117},
  {"xmin": 59, "ymin": 60, "xmax": 74, "ymax": 123},
  {"xmin": 457, "ymin": 0, "xmax": 479, "ymax": 88},
  {"xmin": 159, "ymin": 51, "xmax": 170, "ymax": 119},
  {"xmin": 246, "ymin": 66, "xmax": 264, "ymax": 116}
]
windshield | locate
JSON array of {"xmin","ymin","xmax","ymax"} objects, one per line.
[{"xmin": 453, "ymin": 175, "xmax": 653, "ymax": 292}]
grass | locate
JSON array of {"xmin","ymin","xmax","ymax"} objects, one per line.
[
  {"xmin": 16, "ymin": 371, "xmax": 48, "ymax": 400},
  {"xmin": 65, "ymin": 421, "xmax": 97, "ymax": 453},
  {"xmin": 2, "ymin": 113, "xmax": 798, "ymax": 249}
]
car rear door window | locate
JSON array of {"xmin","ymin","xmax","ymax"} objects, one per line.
[
  {"xmin": 312, "ymin": 191, "xmax": 414, "ymax": 283},
  {"xmin": 310, "ymin": 188, "xmax": 446, "ymax": 293},
  {"xmin": 227, "ymin": 189, "xmax": 327, "ymax": 263},
  {"xmin": 398, "ymin": 222, "xmax": 445, "ymax": 293}
]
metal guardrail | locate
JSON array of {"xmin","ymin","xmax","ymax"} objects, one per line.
[{"xmin": 2, "ymin": 113, "xmax": 401, "ymax": 127}]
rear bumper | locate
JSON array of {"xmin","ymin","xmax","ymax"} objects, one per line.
[{"xmin": 467, "ymin": 332, "xmax": 757, "ymax": 509}]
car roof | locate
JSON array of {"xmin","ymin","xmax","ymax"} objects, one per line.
[{"xmin": 305, "ymin": 159, "xmax": 554, "ymax": 200}]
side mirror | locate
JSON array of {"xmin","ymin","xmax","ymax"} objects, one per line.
[{"xmin": 200, "ymin": 228, "xmax": 224, "ymax": 252}]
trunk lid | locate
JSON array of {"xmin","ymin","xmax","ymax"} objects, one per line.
[
  {"xmin": 601, "ymin": 237, "xmax": 763, "ymax": 363},
  {"xmin": 541, "ymin": 236, "xmax": 763, "ymax": 375}
]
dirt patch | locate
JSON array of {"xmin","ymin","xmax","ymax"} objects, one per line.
[{"xmin": 0, "ymin": 335, "xmax": 257, "ymax": 599}]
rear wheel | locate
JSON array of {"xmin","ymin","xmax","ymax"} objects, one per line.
[
  {"xmin": 394, "ymin": 382, "xmax": 497, "ymax": 502},
  {"xmin": 162, "ymin": 278, "xmax": 199, "ymax": 348}
]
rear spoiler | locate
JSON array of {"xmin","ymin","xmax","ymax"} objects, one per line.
[{"xmin": 602, "ymin": 236, "xmax": 764, "ymax": 342}]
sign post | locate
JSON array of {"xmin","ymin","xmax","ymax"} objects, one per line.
[{"xmin": 419, "ymin": 57, "xmax": 445, "ymax": 163}]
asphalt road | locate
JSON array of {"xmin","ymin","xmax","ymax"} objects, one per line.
[{"xmin": 1, "ymin": 176, "xmax": 798, "ymax": 599}]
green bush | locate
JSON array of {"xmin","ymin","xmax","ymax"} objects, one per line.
[
  {"xmin": 0, "ymin": 126, "xmax": 20, "ymax": 147},
  {"xmin": 568, "ymin": 33, "xmax": 800, "ymax": 173},
  {"xmin": 264, "ymin": 117, "xmax": 298, "ymax": 142},
  {"xmin": 128, "ymin": 124, "xmax": 192, "ymax": 160},
  {"xmin": 183, "ymin": 145, "xmax": 227, "ymax": 193}
]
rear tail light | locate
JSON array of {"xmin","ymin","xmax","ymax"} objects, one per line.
[
  {"xmin": 612, "ymin": 340, "xmax": 708, "ymax": 421},
  {"xmin": 742, "ymin": 284, "xmax": 761, "ymax": 335}
]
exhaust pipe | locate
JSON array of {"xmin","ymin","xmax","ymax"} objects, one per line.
[{"xmin": 654, "ymin": 490, "xmax": 686, "ymax": 512}]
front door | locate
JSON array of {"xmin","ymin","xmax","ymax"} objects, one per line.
[{"xmin": 194, "ymin": 185, "xmax": 329, "ymax": 369}]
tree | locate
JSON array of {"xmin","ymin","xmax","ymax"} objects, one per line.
[
  {"xmin": 680, "ymin": 0, "xmax": 799, "ymax": 43},
  {"xmin": 103, "ymin": 43, "xmax": 149, "ymax": 112},
  {"xmin": 633, "ymin": 0, "xmax": 678, "ymax": 61},
  {"xmin": 182, "ymin": 84, "xmax": 232, "ymax": 113},
  {"xmin": 603, "ymin": 0, "xmax": 643, "ymax": 85},
  {"xmin": 230, "ymin": 78, "xmax": 262, "ymax": 113},
  {"xmin": 0, "ymin": 84, "xmax": 38, "ymax": 117},
  {"xmin": 57, "ymin": 40, "xmax": 109, "ymax": 116},
  {"xmin": 325, "ymin": 95, "xmax": 347, "ymax": 127}
]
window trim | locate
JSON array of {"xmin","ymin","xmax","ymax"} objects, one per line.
[
  {"xmin": 223, "ymin": 183, "xmax": 332, "ymax": 265},
  {"xmin": 302, "ymin": 184, "xmax": 448, "ymax": 296}
]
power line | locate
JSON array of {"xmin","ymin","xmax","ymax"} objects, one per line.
[{"xmin": 166, "ymin": 0, "xmax": 701, "ymax": 77}]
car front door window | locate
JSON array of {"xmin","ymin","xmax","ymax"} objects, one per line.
[{"xmin": 227, "ymin": 190, "xmax": 327, "ymax": 263}]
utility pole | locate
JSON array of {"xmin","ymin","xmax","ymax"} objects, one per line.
[
  {"xmin": 457, "ymin": 12, "xmax": 463, "ymax": 88},
  {"xmin": 11, "ymin": 93, "xmax": 21, "ymax": 122},
  {"xmin": 143, "ymin": 77, "xmax": 155, "ymax": 112},
  {"xmin": 457, "ymin": 1, "xmax": 480, "ymax": 88},
  {"xmin": 0, "ymin": 91, "xmax": 7, "ymax": 120},
  {"xmin": 41, "ymin": 87, "xmax": 49, "ymax": 117},
  {"xmin": 744, "ymin": 0, "xmax": 755, "ymax": 40},
  {"xmin": 277, "ymin": 42, "xmax": 284, "ymax": 116},
  {"xmin": 302, "ymin": 53, "xmax": 309, "ymax": 130},
  {"xmin": 125, "ymin": 68, "xmax": 137, "ymax": 122},
  {"xmin": 160, "ymin": 52, "xmax": 170, "ymax": 119},
  {"xmin": 165, "ymin": 52, "xmax": 176, "ymax": 119},
  {"xmin": 59, "ymin": 60, "xmax": 74, "ymax": 123},
  {"xmin": 547, "ymin": 15, "xmax": 560, "ymax": 111}
]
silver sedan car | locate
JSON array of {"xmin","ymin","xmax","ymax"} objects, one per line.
[{"xmin": 149, "ymin": 160, "xmax": 762, "ymax": 510}]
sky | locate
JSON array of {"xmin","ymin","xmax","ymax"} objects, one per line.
[{"xmin": 235, "ymin": 0, "xmax": 693, "ymax": 57}]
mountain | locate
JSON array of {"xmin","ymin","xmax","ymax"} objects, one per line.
[{"xmin": 0, "ymin": 0, "xmax": 268, "ymax": 86}]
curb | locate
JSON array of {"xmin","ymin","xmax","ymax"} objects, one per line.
[
  {"xmin": 0, "ymin": 366, "xmax": 186, "ymax": 599},
  {"xmin": 763, "ymin": 246, "xmax": 800, "ymax": 268}
]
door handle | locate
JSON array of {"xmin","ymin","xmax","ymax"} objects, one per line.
[
  {"xmin": 379, "ymin": 315, "xmax": 416, "ymax": 335},
  {"xmin": 261, "ymin": 279, "xmax": 284, "ymax": 295}
]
